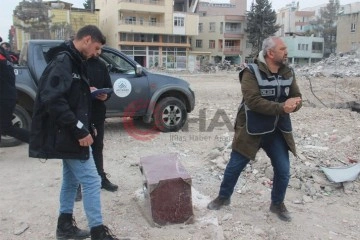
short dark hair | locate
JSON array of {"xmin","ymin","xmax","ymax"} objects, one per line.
[
  {"xmin": 1, "ymin": 42, "xmax": 11, "ymax": 49},
  {"xmin": 75, "ymin": 25, "xmax": 106, "ymax": 45}
]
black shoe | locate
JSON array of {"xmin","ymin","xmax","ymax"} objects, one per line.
[
  {"xmin": 75, "ymin": 185, "xmax": 82, "ymax": 202},
  {"xmin": 207, "ymin": 196, "xmax": 231, "ymax": 210},
  {"xmin": 101, "ymin": 173, "xmax": 118, "ymax": 192},
  {"xmin": 270, "ymin": 202, "xmax": 292, "ymax": 222},
  {"xmin": 56, "ymin": 213, "xmax": 90, "ymax": 239},
  {"xmin": 91, "ymin": 225, "xmax": 119, "ymax": 240}
]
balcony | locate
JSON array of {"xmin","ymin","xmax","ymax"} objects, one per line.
[
  {"xmin": 118, "ymin": 19, "xmax": 167, "ymax": 34},
  {"xmin": 222, "ymin": 46, "xmax": 241, "ymax": 55},
  {"xmin": 223, "ymin": 32, "xmax": 244, "ymax": 39},
  {"xmin": 120, "ymin": 19, "xmax": 164, "ymax": 27},
  {"xmin": 117, "ymin": 0, "xmax": 166, "ymax": 13},
  {"xmin": 224, "ymin": 15, "xmax": 246, "ymax": 21}
]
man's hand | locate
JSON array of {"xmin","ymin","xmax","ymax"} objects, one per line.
[
  {"xmin": 78, "ymin": 134, "xmax": 93, "ymax": 147},
  {"xmin": 90, "ymin": 86, "xmax": 108, "ymax": 101},
  {"xmin": 95, "ymin": 93, "xmax": 107, "ymax": 101},
  {"xmin": 283, "ymin": 97, "xmax": 301, "ymax": 113}
]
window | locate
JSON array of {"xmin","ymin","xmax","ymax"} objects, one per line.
[
  {"xmin": 225, "ymin": 23, "xmax": 241, "ymax": 32},
  {"xmin": 312, "ymin": 42, "xmax": 323, "ymax": 53},
  {"xmin": 162, "ymin": 47, "xmax": 187, "ymax": 69},
  {"xmin": 101, "ymin": 50, "xmax": 135, "ymax": 75},
  {"xmin": 150, "ymin": 17, "xmax": 157, "ymax": 26},
  {"xmin": 209, "ymin": 22, "xmax": 215, "ymax": 32},
  {"xmin": 298, "ymin": 44, "xmax": 308, "ymax": 51},
  {"xmin": 125, "ymin": 16, "xmax": 136, "ymax": 25},
  {"xmin": 174, "ymin": 17, "xmax": 184, "ymax": 27},
  {"xmin": 209, "ymin": 40, "xmax": 215, "ymax": 49},
  {"xmin": 351, "ymin": 23, "xmax": 356, "ymax": 32},
  {"xmin": 351, "ymin": 42, "xmax": 357, "ymax": 51},
  {"xmin": 198, "ymin": 23, "xmax": 203, "ymax": 33},
  {"xmin": 196, "ymin": 40, "xmax": 202, "ymax": 48}
]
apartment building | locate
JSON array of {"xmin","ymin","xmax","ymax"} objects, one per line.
[
  {"xmin": 274, "ymin": 2, "xmax": 323, "ymax": 65},
  {"xmin": 336, "ymin": 2, "xmax": 360, "ymax": 54},
  {"xmin": 14, "ymin": 1, "xmax": 99, "ymax": 51},
  {"xmin": 283, "ymin": 34, "xmax": 324, "ymax": 65},
  {"xmin": 276, "ymin": 1, "xmax": 315, "ymax": 37},
  {"xmin": 96, "ymin": 0, "xmax": 199, "ymax": 70},
  {"xmin": 193, "ymin": 0, "xmax": 250, "ymax": 65}
]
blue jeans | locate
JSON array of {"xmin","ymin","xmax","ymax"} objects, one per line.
[
  {"xmin": 59, "ymin": 153, "xmax": 103, "ymax": 228},
  {"xmin": 219, "ymin": 129, "xmax": 290, "ymax": 204}
]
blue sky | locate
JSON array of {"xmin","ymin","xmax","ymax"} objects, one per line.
[{"xmin": 0, "ymin": 0, "xmax": 357, "ymax": 43}]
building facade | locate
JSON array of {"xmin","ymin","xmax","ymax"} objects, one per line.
[
  {"xmin": 276, "ymin": 1, "xmax": 315, "ymax": 37},
  {"xmin": 96, "ymin": 0, "xmax": 199, "ymax": 70},
  {"xmin": 336, "ymin": 2, "xmax": 360, "ymax": 54},
  {"xmin": 193, "ymin": 0, "xmax": 250, "ymax": 65},
  {"xmin": 283, "ymin": 34, "xmax": 324, "ymax": 65},
  {"xmin": 275, "ymin": 2, "xmax": 323, "ymax": 65},
  {"xmin": 13, "ymin": 1, "xmax": 99, "ymax": 51}
]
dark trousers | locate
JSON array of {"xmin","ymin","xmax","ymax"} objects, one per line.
[
  {"xmin": 219, "ymin": 129, "xmax": 290, "ymax": 204},
  {"xmin": 91, "ymin": 121, "xmax": 105, "ymax": 175},
  {"xmin": 0, "ymin": 99, "xmax": 29, "ymax": 143}
]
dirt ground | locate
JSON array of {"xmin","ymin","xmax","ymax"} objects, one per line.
[{"xmin": 1, "ymin": 71, "xmax": 360, "ymax": 240}]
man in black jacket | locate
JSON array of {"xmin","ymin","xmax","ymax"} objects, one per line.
[
  {"xmin": 0, "ymin": 37, "xmax": 29, "ymax": 144},
  {"xmin": 29, "ymin": 25, "xmax": 119, "ymax": 240},
  {"xmin": 76, "ymin": 57, "xmax": 118, "ymax": 200},
  {"xmin": 89, "ymin": 57, "xmax": 118, "ymax": 191}
]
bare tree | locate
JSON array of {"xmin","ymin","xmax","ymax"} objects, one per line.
[{"xmin": 14, "ymin": 0, "xmax": 53, "ymax": 39}]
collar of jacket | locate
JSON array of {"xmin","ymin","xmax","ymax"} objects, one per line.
[
  {"xmin": 256, "ymin": 50, "xmax": 292, "ymax": 77},
  {"xmin": 46, "ymin": 40, "xmax": 84, "ymax": 67},
  {"xmin": 64, "ymin": 40, "xmax": 86, "ymax": 64}
]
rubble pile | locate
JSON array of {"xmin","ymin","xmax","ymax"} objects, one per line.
[
  {"xmin": 206, "ymin": 88, "xmax": 360, "ymax": 203},
  {"xmin": 296, "ymin": 53, "xmax": 360, "ymax": 78}
]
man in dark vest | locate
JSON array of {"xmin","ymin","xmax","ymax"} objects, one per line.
[{"xmin": 207, "ymin": 36, "xmax": 302, "ymax": 222}]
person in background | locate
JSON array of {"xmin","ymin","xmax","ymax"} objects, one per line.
[
  {"xmin": 1, "ymin": 42, "xmax": 19, "ymax": 64},
  {"xmin": 0, "ymin": 37, "xmax": 29, "ymax": 144},
  {"xmin": 28, "ymin": 25, "xmax": 119, "ymax": 240},
  {"xmin": 89, "ymin": 57, "xmax": 118, "ymax": 191},
  {"xmin": 75, "ymin": 57, "xmax": 118, "ymax": 201},
  {"xmin": 207, "ymin": 36, "xmax": 302, "ymax": 222}
]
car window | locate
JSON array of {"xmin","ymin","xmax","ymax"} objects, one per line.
[{"xmin": 101, "ymin": 51, "xmax": 135, "ymax": 75}]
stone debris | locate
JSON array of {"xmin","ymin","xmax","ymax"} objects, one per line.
[{"xmin": 13, "ymin": 222, "xmax": 29, "ymax": 235}]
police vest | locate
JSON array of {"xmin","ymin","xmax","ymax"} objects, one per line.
[{"xmin": 244, "ymin": 64, "xmax": 293, "ymax": 135}]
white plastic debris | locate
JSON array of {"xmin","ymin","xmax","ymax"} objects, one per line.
[{"xmin": 320, "ymin": 163, "xmax": 360, "ymax": 183}]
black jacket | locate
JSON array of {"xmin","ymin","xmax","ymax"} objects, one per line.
[
  {"xmin": 87, "ymin": 58, "xmax": 112, "ymax": 124},
  {"xmin": 29, "ymin": 41, "xmax": 92, "ymax": 160},
  {"xmin": 0, "ymin": 46, "xmax": 16, "ymax": 100}
]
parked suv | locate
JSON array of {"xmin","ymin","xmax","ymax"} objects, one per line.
[{"xmin": 0, "ymin": 40, "xmax": 195, "ymax": 147}]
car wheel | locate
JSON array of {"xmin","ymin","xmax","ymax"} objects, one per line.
[
  {"xmin": 153, "ymin": 97, "xmax": 187, "ymax": 132},
  {"xmin": 0, "ymin": 104, "xmax": 31, "ymax": 148}
]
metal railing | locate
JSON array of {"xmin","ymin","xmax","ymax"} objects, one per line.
[
  {"xmin": 118, "ymin": 0, "xmax": 164, "ymax": 5},
  {"xmin": 119, "ymin": 19, "xmax": 164, "ymax": 27}
]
